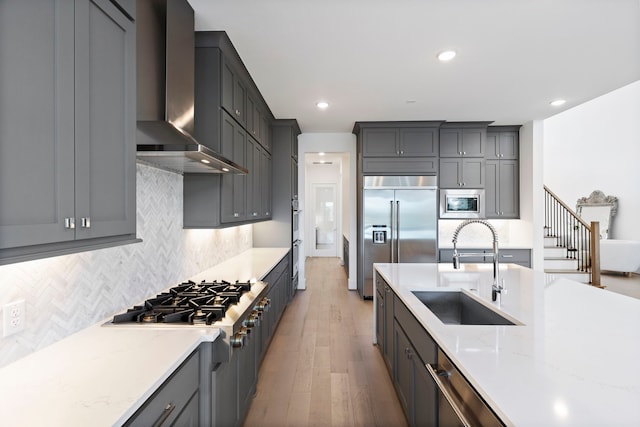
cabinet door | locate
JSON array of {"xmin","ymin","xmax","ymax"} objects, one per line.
[
  {"xmin": 362, "ymin": 128, "xmax": 400, "ymax": 157},
  {"xmin": 376, "ymin": 290, "xmax": 385, "ymax": 356},
  {"xmin": 486, "ymin": 131, "xmax": 518, "ymax": 160},
  {"xmin": 393, "ymin": 321, "xmax": 413, "ymax": 421},
  {"xmin": 440, "ymin": 128, "xmax": 485, "ymax": 157},
  {"xmin": 399, "ymin": 128, "xmax": 438, "ymax": 156},
  {"xmin": 486, "ymin": 159, "xmax": 518, "ymax": 218},
  {"xmin": 438, "ymin": 158, "xmax": 463, "ymax": 188},
  {"xmin": 261, "ymin": 149, "xmax": 272, "ymax": 217},
  {"xmin": 414, "ymin": 361, "xmax": 437, "ymax": 427},
  {"xmin": 260, "ymin": 114, "xmax": 271, "ymax": 152},
  {"xmin": 75, "ymin": 0, "xmax": 136, "ymax": 239},
  {"xmin": 213, "ymin": 352, "xmax": 239, "ymax": 427},
  {"xmin": 383, "ymin": 284, "xmax": 395, "ymax": 374},
  {"xmin": 485, "ymin": 160, "xmax": 500, "ymax": 217},
  {"xmin": 0, "ymin": 0, "xmax": 76, "ymax": 249},
  {"xmin": 233, "ymin": 75, "xmax": 247, "ymax": 127},
  {"xmin": 461, "ymin": 158, "xmax": 485, "ymax": 188},
  {"xmin": 497, "ymin": 160, "xmax": 519, "ymax": 218},
  {"xmin": 460, "ymin": 128, "xmax": 485, "ymax": 157},
  {"xmin": 247, "ymin": 137, "xmax": 262, "ymax": 219},
  {"xmin": 221, "ymin": 125, "xmax": 247, "ymax": 223},
  {"xmin": 438, "ymin": 128, "xmax": 462, "ymax": 157},
  {"xmin": 221, "ymin": 59, "xmax": 235, "ymax": 118}
]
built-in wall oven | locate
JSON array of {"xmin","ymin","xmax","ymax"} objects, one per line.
[{"xmin": 292, "ymin": 198, "xmax": 300, "ymax": 295}]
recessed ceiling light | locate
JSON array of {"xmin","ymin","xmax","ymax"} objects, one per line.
[
  {"xmin": 316, "ymin": 101, "xmax": 329, "ymax": 109},
  {"xmin": 318, "ymin": 152, "xmax": 325, "ymax": 156},
  {"xmin": 437, "ymin": 50, "xmax": 456, "ymax": 62},
  {"xmin": 550, "ymin": 99, "xmax": 566, "ymax": 107},
  {"xmin": 200, "ymin": 159, "xmax": 211, "ymax": 164}
]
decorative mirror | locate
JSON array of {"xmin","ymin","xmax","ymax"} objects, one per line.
[{"xmin": 576, "ymin": 190, "xmax": 618, "ymax": 239}]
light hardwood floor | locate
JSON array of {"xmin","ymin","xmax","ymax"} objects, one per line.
[{"xmin": 243, "ymin": 257, "xmax": 407, "ymax": 427}]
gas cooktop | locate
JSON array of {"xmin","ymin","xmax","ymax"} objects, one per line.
[{"xmin": 112, "ymin": 279, "xmax": 254, "ymax": 325}]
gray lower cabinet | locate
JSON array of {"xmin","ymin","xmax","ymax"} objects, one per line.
[
  {"xmin": 486, "ymin": 159, "xmax": 519, "ymax": 218},
  {"xmin": 375, "ymin": 276, "xmax": 395, "ymax": 374},
  {"xmin": 373, "ymin": 274, "xmax": 437, "ymax": 427},
  {"xmin": 212, "ymin": 350, "xmax": 239, "ymax": 427},
  {"xmin": 0, "ymin": 0, "xmax": 136, "ymax": 264},
  {"xmin": 439, "ymin": 248, "xmax": 531, "ymax": 268},
  {"xmin": 125, "ymin": 348, "xmax": 200, "ymax": 427}
]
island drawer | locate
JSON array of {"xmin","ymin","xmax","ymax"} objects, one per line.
[{"xmin": 394, "ymin": 297, "xmax": 437, "ymax": 365}]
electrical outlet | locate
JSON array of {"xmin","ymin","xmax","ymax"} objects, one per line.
[{"xmin": 3, "ymin": 300, "xmax": 26, "ymax": 337}]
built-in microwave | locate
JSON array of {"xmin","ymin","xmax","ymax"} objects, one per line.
[{"xmin": 439, "ymin": 189, "xmax": 485, "ymax": 219}]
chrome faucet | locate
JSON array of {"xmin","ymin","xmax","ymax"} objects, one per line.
[{"xmin": 451, "ymin": 219, "xmax": 503, "ymax": 302}]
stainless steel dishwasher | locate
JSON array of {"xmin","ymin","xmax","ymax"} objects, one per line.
[{"xmin": 426, "ymin": 349, "xmax": 505, "ymax": 427}]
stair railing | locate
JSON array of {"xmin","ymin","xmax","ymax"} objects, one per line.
[{"xmin": 544, "ymin": 186, "xmax": 601, "ymax": 287}]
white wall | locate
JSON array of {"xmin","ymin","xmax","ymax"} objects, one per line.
[
  {"xmin": 298, "ymin": 133, "xmax": 357, "ymax": 290},
  {"xmin": 543, "ymin": 80, "xmax": 640, "ymax": 241}
]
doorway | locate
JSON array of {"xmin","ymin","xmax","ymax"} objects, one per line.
[{"xmin": 310, "ymin": 182, "xmax": 338, "ymax": 256}]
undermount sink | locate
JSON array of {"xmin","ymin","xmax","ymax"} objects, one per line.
[{"xmin": 412, "ymin": 291, "xmax": 517, "ymax": 325}]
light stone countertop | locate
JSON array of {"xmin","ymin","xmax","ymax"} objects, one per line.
[
  {"xmin": 374, "ymin": 262, "xmax": 640, "ymax": 427},
  {"xmin": 0, "ymin": 247, "xmax": 289, "ymax": 427}
]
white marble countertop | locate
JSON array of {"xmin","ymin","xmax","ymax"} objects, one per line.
[
  {"xmin": 0, "ymin": 247, "xmax": 289, "ymax": 427},
  {"xmin": 374, "ymin": 262, "xmax": 640, "ymax": 427}
]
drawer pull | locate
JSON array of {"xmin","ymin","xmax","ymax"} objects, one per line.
[
  {"xmin": 152, "ymin": 403, "xmax": 176, "ymax": 427},
  {"xmin": 501, "ymin": 254, "xmax": 514, "ymax": 258}
]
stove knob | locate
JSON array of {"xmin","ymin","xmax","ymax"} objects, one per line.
[
  {"xmin": 230, "ymin": 332, "xmax": 245, "ymax": 348},
  {"xmin": 244, "ymin": 315, "xmax": 258, "ymax": 328},
  {"xmin": 256, "ymin": 298, "xmax": 271, "ymax": 312}
]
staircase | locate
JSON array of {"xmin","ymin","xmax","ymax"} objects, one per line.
[
  {"xmin": 544, "ymin": 228, "xmax": 590, "ymax": 283},
  {"xmin": 544, "ymin": 186, "xmax": 602, "ymax": 286}
]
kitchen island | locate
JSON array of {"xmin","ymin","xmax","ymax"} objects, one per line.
[
  {"xmin": 0, "ymin": 247, "xmax": 289, "ymax": 426},
  {"xmin": 374, "ymin": 262, "xmax": 640, "ymax": 426}
]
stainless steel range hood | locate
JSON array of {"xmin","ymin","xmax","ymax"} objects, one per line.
[{"xmin": 136, "ymin": 0, "xmax": 247, "ymax": 174}]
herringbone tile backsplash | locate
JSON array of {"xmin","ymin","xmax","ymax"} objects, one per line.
[{"xmin": 0, "ymin": 163, "xmax": 252, "ymax": 368}]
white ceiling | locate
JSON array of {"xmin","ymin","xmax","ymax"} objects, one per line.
[{"xmin": 188, "ymin": 0, "xmax": 640, "ymax": 133}]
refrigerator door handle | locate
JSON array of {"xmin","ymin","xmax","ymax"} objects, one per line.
[
  {"xmin": 396, "ymin": 200, "xmax": 400, "ymax": 263},
  {"xmin": 389, "ymin": 200, "xmax": 394, "ymax": 263}
]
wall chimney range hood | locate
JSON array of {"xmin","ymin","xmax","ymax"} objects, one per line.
[{"xmin": 135, "ymin": 0, "xmax": 247, "ymax": 174}]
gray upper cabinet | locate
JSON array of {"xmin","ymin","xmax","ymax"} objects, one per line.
[
  {"xmin": 486, "ymin": 159, "xmax": 519, "ymax": 218},
  {"xmin": 187, "ymin": 31, "xmax": 274, "ymax": 228},
  {"xmin": 486, "ymin": 127, "xmax": 520, "ymax": 218},
  {"xmin": 0, "ymin": 0, "xmax": 136, "ymax": 263},
  {"xmin": 221, "ymin": 57, "xmax": 247, "ymax": 127},
  {"xmin": 355, "ymin": 122, "xmax": 442, "ymax": 175},
  {"xmin": 253, "ymin": 120, "xmax": 300, "ymax": 249},
  {"xmin": 439, "ymin": 125, "xmax": 488, "ymax": 157},
  {"xmin": 439, "ymin": 157, "xmax": 485, "ymax": 188},
  {"xmin": 486, "ymin": 129, "xmax": 519, "ymax": 160},
  {"xmin": 361, "ymin": 126, "xmax": 439, "ymax": 157}
]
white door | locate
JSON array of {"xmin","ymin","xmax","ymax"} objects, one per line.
[{"xmin": 310, "ymin": 183, "xmax": 338, "ymax": 257}]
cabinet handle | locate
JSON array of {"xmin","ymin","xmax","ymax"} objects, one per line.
[
  {"xmin": 80, "ymin": 217, "xmax": 91, "ymax": 228},
  {"xmin": 234, "ymin": 213, "xmax": 239, "ymax": 217},
  {"xmin": 64, "ymin": 217, "xmax": 75, "ymax": 229},
  {"xmin": 235, "ymin": 109, "xmax": 241, "ymax": 116},
  {"xmin": 400, "ymin": 150, "xmax": 404, "ymax": 155},
  {"xmin": 458, "ymin": 151, "xmax": 462, "ymax": 155},
  {"xmin": 501, "ymin": 254, "xmax": 514, "ymax": 258},
  {"xmin": 253, "ymin": 212, "xmax": 258, "ymax": 216},
  {"xmin": 152, "ymin": 403, "xmax": 176, "ymax": 427},
  {"xmin": 462, "ymin": 151, "xmax": 466, "ymax": 155}
]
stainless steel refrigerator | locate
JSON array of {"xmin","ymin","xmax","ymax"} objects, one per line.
[{"xmin": 359, "ymin": 175, "xmax": 438, "ymax": 298}]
